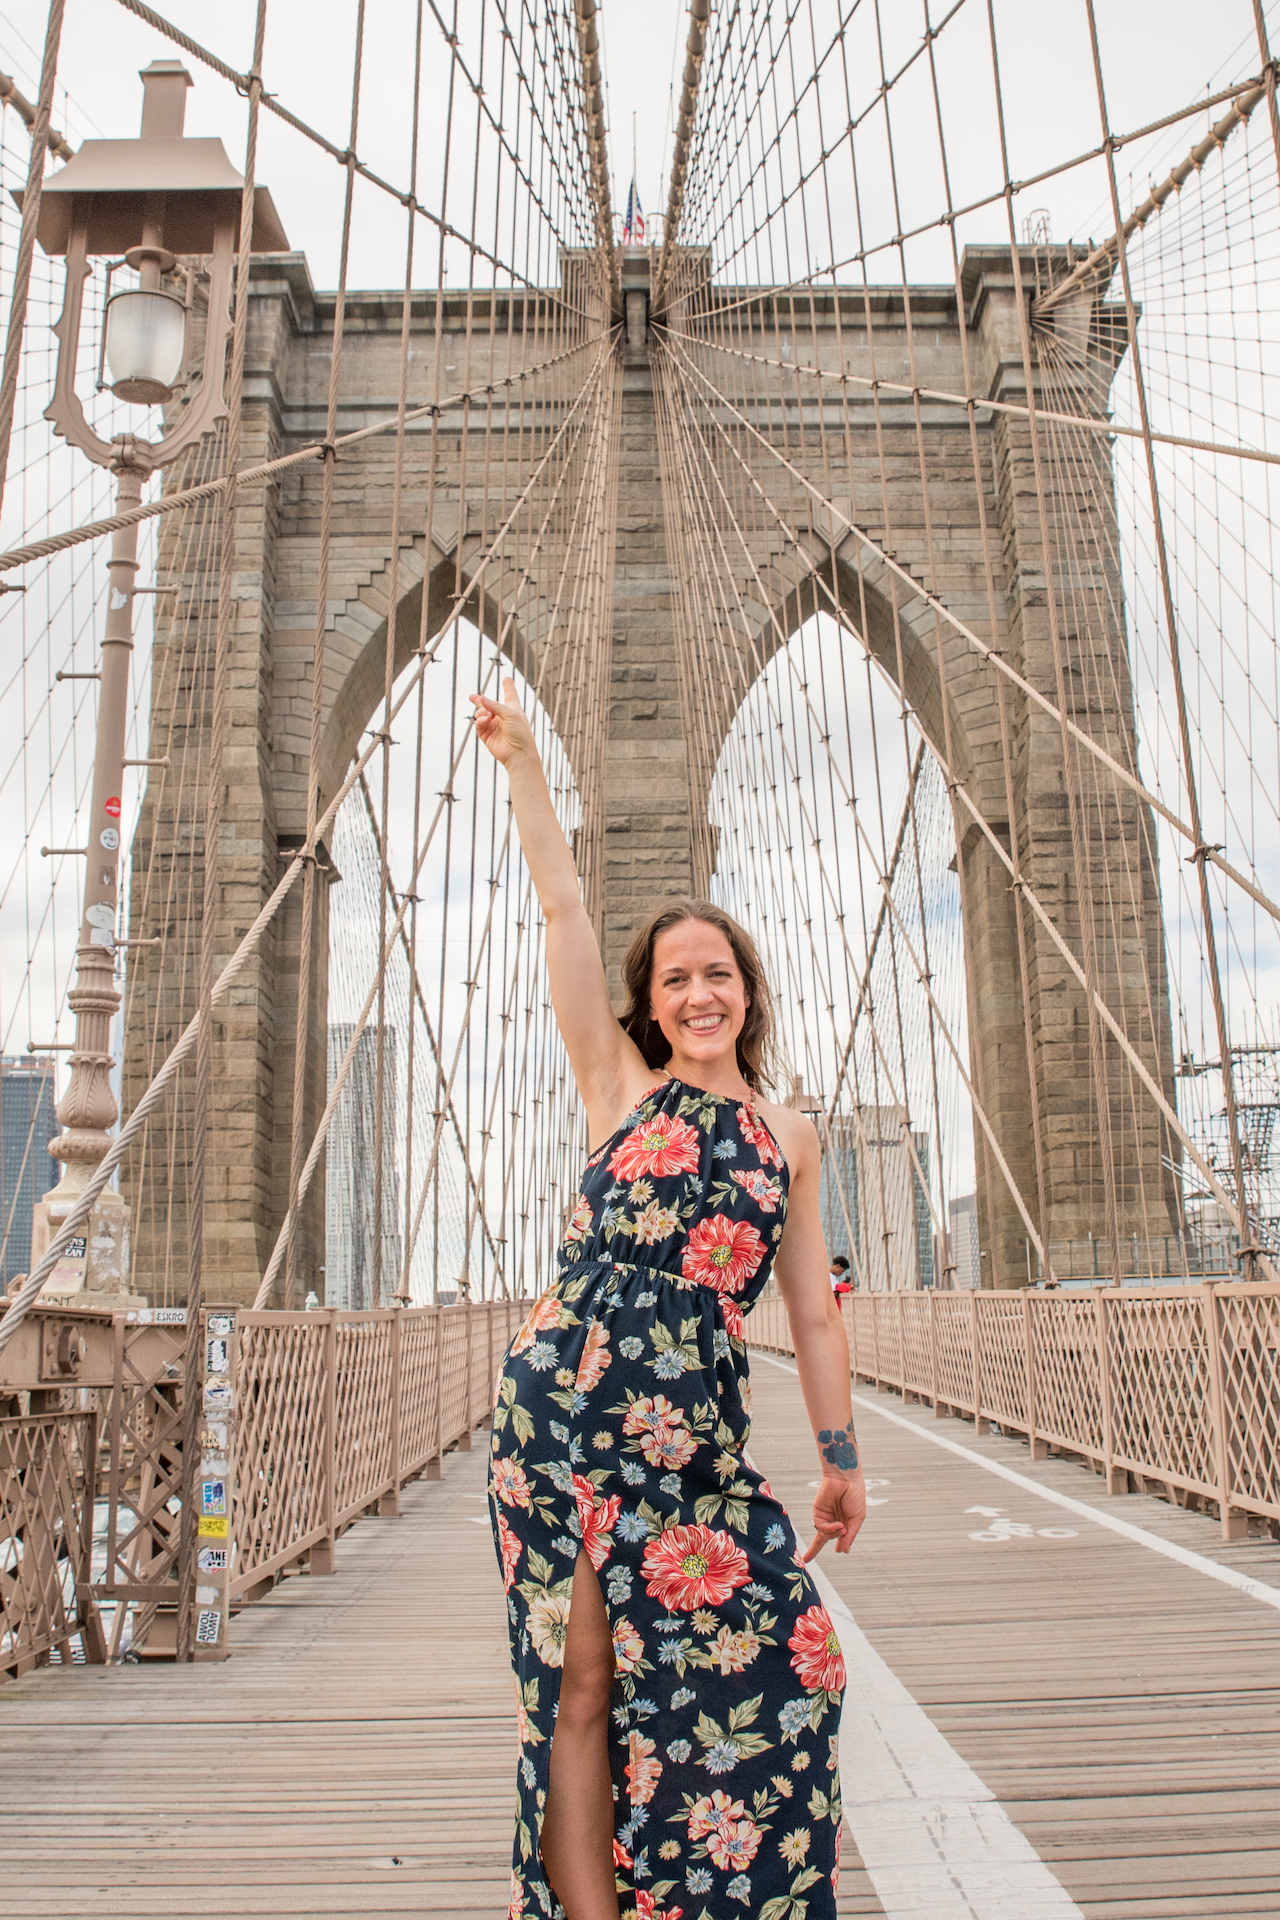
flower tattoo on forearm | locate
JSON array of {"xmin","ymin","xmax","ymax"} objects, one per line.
[{"xmin": 818, "ymin": 1424, "xmax": 859, "ymax": 1471}]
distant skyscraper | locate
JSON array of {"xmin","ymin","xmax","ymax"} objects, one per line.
[
  {"xmin": 819, "ymin": 1107, "xmax": 934, "ymax": 1289},
  {"xmin": 948, "ymin": 1193, "xmax": 981, "ymax": 1290},
  {"xmin": 1, "ymin": 1057, "xmax": 59, "ymax": 1284},
  {"xmin": 325, "ymin": 1024, "xmax": 403, "ymax": 1309}
]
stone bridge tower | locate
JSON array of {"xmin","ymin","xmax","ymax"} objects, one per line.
[{"xmin": 123, "ymin": 242, "xmax": 1176, "ymax": 1300}]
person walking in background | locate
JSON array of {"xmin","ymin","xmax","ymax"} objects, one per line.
[
  {"xmin": 472, "ymin": 678, "xmax": 866, "ymax": 1920},
  {"xmin": 829, "ymin": 1254, "xmax": 852, "ymax": 1298}
]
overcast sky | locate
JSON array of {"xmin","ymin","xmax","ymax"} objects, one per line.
[{"xmin": 4, "ymin": 0, "xmax": 1277, "ymax": 292}]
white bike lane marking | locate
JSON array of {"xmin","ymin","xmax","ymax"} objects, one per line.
[
  {"xmin": 752, "ymin": 1350, "xmax": 1280, "ymax": 1614},
  {"xmin": 810, "ymin": 1566, "xmax": 1088, "ymax": 1919},
  {"xmin": 754, "ymin": 1352, "xmax": 1088, "ymax": 1915},
  {"xmin": 964, "ymin": 1506, "xmax": 1077, "ymax": 1542}
]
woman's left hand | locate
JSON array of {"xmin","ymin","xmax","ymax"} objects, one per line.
[{"xmin": 802, "ymin": 1470, "xmax": 866, "ymax": 1562}]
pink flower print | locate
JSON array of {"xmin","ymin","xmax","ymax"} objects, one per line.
[
  {"xmin": 730, "ymin": 1166, "xmax": 784, "ymax": 1212},
  {"xmin": 609, "ymin": 1111, "xmax": 702, "ymax": 1181},
  {"xmin": 736, "ymin": 1103, "xmax": 784, "ymax": 1170}
]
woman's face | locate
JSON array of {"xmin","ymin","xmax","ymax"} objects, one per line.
[{"xmin": 649, "ymin": 919, "xmax": 748, "ymax": 1068}]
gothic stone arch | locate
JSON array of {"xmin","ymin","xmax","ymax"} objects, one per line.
[{"xmin": 123, "ymin": 248, "xmax": 1175, "ymax": 1302}]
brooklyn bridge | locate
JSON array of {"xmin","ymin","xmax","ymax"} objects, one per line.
[{"xmin": 1, "ymin": 1, "xmax": 1278, "ymax": 1913}]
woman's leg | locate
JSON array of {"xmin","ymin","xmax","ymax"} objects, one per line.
[{"xmin": 541, "ymin": 1549, "xmax": 620, "ymax": 1920}]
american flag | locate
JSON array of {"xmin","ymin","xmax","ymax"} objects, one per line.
[{"xmin": 623, "ymin": 178, "xmax": 645, "ymax": 246}]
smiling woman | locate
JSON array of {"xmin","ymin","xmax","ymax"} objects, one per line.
[{"xmin": 470, "ymin": 677, "xmax": 866, "ymax": 1920}]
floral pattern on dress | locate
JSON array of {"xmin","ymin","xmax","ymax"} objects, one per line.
[{"xmin": 490, "ymin": 1078, "xmax": 842, "ymax": 1920}]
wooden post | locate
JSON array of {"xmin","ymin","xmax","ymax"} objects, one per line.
[
  {"xmin": 458, "ymin": 1304, "xmax": 474, "ymax": 1451},
  {"xmin": 1023, "ymin": 1291, "xmax": 1047, "ymax": 1459},
  {"xmin": 1094, "ymin": 1286, "xmax": 1125, "ymax": 1495},
  {"xmin": 310, "ymin": 1309, "xmax": 337, "ymax": 1574},
  {"xmin": 872, "ymin": 1295, "xmax": 882, "ymax": 1390},
  {"xmin": 1202, "ymin": 1281, "xmax": 1248, "ymax": 1541},
  {"xmin": 379, "ymin": 1309, "xmax": 402, "ymax": 1517},
  {"xmin": 426, "ymin": 1305, "xmax": 444, "ymax": 1480},
  {"xmin": 897, "ymin": 1292, "xmax": 907, "ymax": 1400},
  {"xmin": 929, "ymin": 1290, "xmax": 944, "ymax": 1417},
  {"xmin": 971, "ymin": 1289, "xmax": 989, "ymax": 1434}
]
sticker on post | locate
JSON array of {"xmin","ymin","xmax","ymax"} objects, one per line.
[
  {"xmin": 195, "ymin": 1609, "xmax": 222, "ymax": 1645},
  {"xmin": 99, "ymin": 826, "xmax": 120, "ymax": 851},
  {"xmin": 208, "ymin": 1313, "xmax": 234, "ymax": 1338},
  {"xmin": 104, "ymin": 796, "xmax": 121, "ymax": 819},
  {"xmin": 90, "ymin": 928, "xmax": 115, "ymax": 949},
  {"xmin": 203, "ymin": 1380, "xmax": 231, "ymax": 1411},
  {"xmin": 86, "ymin": 902, "xmax": 115, "ymax": 931},
  {"xmin": 197, "ymin": 1515, "xmax": 228, "ymax": 1538},
  {"xmin": 197, "ymin": 1547, "xmax": 229, "ymax": 1572},
  {"xmin": 200, "ymin": 1420, "xmax": 229, "ymax": 1454},
  {"xmin": 200, "ymin": 1479, "xmax": 226, "ymax": 1516},
  {"xmin": 206, "ymin": 1336, "xmax": 229, "ymax": 1375},
  {"xmin": 196, "ymin": 1584, "xmax": 220, "ymax": 1606}
]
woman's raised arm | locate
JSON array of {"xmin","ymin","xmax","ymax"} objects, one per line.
[{"xmin": 471, "ymin": 677, "xmax": 647, "ymax": 1135}]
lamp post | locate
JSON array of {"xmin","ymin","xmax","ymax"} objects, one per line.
[{"xmin": 23, "ymin": 60, "xmax": 286, "ymax": 1303}]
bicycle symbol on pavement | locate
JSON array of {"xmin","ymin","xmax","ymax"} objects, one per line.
[{"xmin": 965, "ymin": 1504, "xmax": 1078, "ymax": 1542}]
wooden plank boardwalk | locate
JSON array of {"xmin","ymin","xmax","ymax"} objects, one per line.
[{"xmin": 5, "ymin": 1361, "xmax": 1280, "ymax": 1918}]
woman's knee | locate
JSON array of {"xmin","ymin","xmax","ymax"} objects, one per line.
[{"xmin": 557, "ymin": 1635, "xmax": 614, "ymax": 1729}]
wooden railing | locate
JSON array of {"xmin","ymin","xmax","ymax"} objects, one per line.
[
  {"xmin": 746, "ymin": 1283, "xmax": 1280, "ymax": 1540},
  {"xmin": 1, "ymin": 1298, "xmax": 526, "ymax": 1676},
  {"xmin": 228, "ymin": 1300, "xmax": 525, "ymax": 1598}
]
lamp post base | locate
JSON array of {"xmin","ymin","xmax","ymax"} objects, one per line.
[{"xmin": 30, "ymin": 1164, "xmax": 145, "ymax": 1309}]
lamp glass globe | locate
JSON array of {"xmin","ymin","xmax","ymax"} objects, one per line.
[{"xmin": 104, "ymin": 289, "xmax": 186, "ymax": 404}]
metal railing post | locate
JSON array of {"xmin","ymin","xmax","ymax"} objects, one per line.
[{"xmin": 75, "ymin": 1405, "xmax": 108, "ymax": 1665}]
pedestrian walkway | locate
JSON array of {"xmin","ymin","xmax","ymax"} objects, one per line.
[{"xmin": 5, "ymin": 1361, "xmax": 1279, "ymax": 1917}]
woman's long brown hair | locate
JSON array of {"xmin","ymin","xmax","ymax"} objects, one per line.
[{"xmin": 618, "ymin": 898, "xmax": 778, "ymax": 1094}]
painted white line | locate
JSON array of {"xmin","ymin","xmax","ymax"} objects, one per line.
[
  {"xmin": 811, "ymin": 1565, "xmax": 1087, "ymax": 1919},
  {"xmin": 751, "ymin": 1350, "xmax": 1280, "ymax": 1615}
]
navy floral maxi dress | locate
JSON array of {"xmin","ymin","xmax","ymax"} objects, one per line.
[{"xmin": 489, "ymin": 1078, "xmax": 845, "ymax": 1920}]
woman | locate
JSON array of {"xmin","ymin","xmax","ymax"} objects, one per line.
[{"xmin": 473, "ymin": 679, "xmax": 866, "ymax": 1920}]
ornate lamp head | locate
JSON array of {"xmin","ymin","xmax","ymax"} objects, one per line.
[{"xmin": 21, "ymin": 59, "xmax": 288, "ymax": 472}]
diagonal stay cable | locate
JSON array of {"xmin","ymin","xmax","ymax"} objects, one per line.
[
  {"xmin": 655, "ymin": 321, "xmax": 1280, "ymax": 932},
  {"xmin": 0, "ymin": 335, "xmax": 612, "ymax": 1354},
  {"xmin": 0, "ymin": 329, "xmax": 613, "ymax": 575}
]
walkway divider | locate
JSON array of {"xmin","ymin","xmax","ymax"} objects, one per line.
[{"xmin": 746, "ymin": 1283, "xmax": 1280, "ymax": 1541}]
